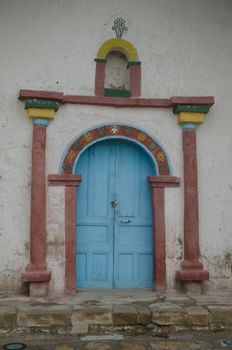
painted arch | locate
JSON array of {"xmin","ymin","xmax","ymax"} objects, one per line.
[
  {"xmin": 61, "ymin": 124, "xmax": 171, "ymax": 175},
  {"xmin": 96, "ymin": 38, "xmax": 139, "ymax": 62}
]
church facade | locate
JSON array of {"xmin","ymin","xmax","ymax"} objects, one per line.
[{"xmin": 1, "ymin": 0, "xmax": 232, "ymax": 296}]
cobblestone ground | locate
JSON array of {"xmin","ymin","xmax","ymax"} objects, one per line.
[{"xmin": 1, "ymin": 331, "xmax": 232, "ymax": 350}]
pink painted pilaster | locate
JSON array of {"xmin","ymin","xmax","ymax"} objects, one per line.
[
  {"xmin": 176, "ymin": 128, "xmax": 209, "ymax": 283},
  {"xmin": 95, "ymin": 61, "xmax": 105, "ymax": 97},
  {"xmin": 48, "ymin": 175, "xmax": 82, "ymax": 294},
  {"xmin": 129, "ymin": 64, "xmax": 141, "ymax": 97},
  {"xmin": 22, "ymin": 123, "xmax": 51, "ymax": 284},
  {"xmin": 65, "ymin": 186, "xmax": 77, "ymax": 294},
  {"xmin": 151, "ymin": 185, "xmax": 166, "ymax": 292},
  {"xmin": 148, "ymin": 176, "xmax": 180, "ymax": 292}
]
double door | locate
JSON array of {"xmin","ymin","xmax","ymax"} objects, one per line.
[{"xmin": 75, "ymin": 139, "xmax": 155, "ymax": 288}]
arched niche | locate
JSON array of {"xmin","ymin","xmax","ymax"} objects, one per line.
[
  {"xmin": 104, "ymin": 51, "xmax": 130, "ymax": 97},
  {"xmin": 95, "ymin": 38, "xmax": 141, "ymax": 98}
]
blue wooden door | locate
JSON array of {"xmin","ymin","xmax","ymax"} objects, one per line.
[{"xmin": 75, "ymin": 139, "xmax": 156, "ymax": 288}]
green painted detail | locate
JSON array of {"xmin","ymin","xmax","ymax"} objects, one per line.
[
  {"xmin": 104, "ymin": 88, "xmax": 131, "ymax": 98},
  {"xmin": 173, "ymin": 104, "xmax": 210, "ymax": 114},
  {"xmin": 94, "ymin": 58, "xmax": 106, "ymax": 62},
  {"xmin": 128, "ymin": 61, "xmax": 141, "ymax": 65},
  {"xmin": 25, "ymin": 99, "xmax": 60, "ymax": 111},
  {"xmin": 112, "ymin": 18, "xmax": 128, "ymax": 38}
]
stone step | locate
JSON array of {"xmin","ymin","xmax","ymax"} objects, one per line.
[{"xmin": 1, "ymin": 299, "xmax": 232, "ymax": 336}]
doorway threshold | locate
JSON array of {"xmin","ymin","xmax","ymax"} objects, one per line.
[{"xmin": 68, "ymin": 289, "xmax": 158, "ymax": 305}]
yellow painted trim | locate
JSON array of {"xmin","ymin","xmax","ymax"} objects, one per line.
[
  {"xmin": 97, "ymin": 38, "xmax": 138, "ymax": 61},
  {"xmin": 27, "ymin": 108, "xmax": 55, "ymax": 119},
  {"xmin": 177, "ymin": 112, "xmax": 205, "ymax": 124}
]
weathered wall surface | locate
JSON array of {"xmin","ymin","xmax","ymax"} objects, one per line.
[{"xmin": 0, "ymin": 0, "xmax": 232, "ymax": 294}]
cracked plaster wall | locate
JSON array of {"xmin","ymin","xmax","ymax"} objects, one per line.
[{"xmin": 0, "ymin": 0, "xmax": 232, "ymax": 294}]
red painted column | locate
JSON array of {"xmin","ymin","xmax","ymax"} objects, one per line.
[
  {"xmin": 151, "ymin": 185, "xmax": 166, "ymax": 292},
  {"xmin": 172, "ymin": 101, "xmax": 214, "ymax": 292},
  {"xmin": 176, "ymin": 128, "xmax": 209, "ymax": 283},
  {"xmin": 22, "ymin": 122, "xmax": 51, "ymax": 285},
  {"xmin": 148, "ymin": 176, "xmax": 180, "ymax": 292},
  {"xmin": 65, "ymin": 185, "xmax": 78, "ymax": 294},
  {"xmin": 20, "ymin": 98, "xmax": 60, "ymax": 296},
  {"xmin": 95, "ymin": 60, "xmax": 105, "ymax": 96},
  {"xmin": 48, "ymin": 175, "xmax": 82, "ymax": 294},
  {"xmin": 183, "ymin": 129, "xmax": 201, "ymax": 269},
  {"xmin": 129, "ymin": 63, "xmax": 141, "ymax": 97}
]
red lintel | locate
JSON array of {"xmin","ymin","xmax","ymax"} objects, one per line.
[
  {"xmin": 63, "ymin": 95, "xmax": 172, "ymax": 108},
  {"xmin": 148, "ymin": 176, "xmax": 180, "ymax": 187},
  {"xmin": 48, "ymin": 174, "xmax": 82, "ymax": 186},
  {"xmin": 18, "ymin": 89, "xmax": 215, "ymax": 108},
  {"xmin": 171, "ymin": 96, "xmax": 214, "ymax": 106},
  {"xmin": 19, "ymin": 89, "xmax": 64, "ymax": 102}
]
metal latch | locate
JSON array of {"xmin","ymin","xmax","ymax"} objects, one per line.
[{"xmin": 111, "ymin": 200, "xmax": 118, "ymax": 208}]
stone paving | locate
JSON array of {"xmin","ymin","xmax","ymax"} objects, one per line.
[
  {"xmin": 0, "ymin": 290, "xmax": 232, "ymax": 347},
  {"xmin": 1, "ymin": 331, "xmax": 232, "ymax": 350}
]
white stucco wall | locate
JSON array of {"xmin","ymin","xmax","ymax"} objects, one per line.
[{"xmin": 0, "ymin": 0, "xmax": 232, "ymax": 294}]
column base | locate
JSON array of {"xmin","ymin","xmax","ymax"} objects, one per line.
[
  {"xmin": 155, "ymin": 283, "xmax": 166, "ymax": 294},
  {"xmin": 22, "ymin": 270, "xmax": 51, "ymax": 282},
  {"xmin": 176, "ymin": 269, "xmax": 209, "ymax": 281},
  {"xmin": 183, "ymin": 281, "xmax": 202, "ymax": 295},
  {"xmin": 29, "ymin": 282, "xmax": 48, "ymax": 297},
  {"xmin": 22, "ymin": 262, "xmax": 51, "ymax": 282}
]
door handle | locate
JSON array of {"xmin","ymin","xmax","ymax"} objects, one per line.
[
  {"xmin": 119, "ymin": 215, "xmax": 134, "ymax": 223},
  {"xmin": 120, "ymin": 218, "xmax": 131, "ymax": 223},
  {"xmin": 111, "ymin": 200, "xmax": 118, "ymax": 208}
]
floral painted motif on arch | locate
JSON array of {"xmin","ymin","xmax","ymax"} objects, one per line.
[{"xmin": 62, "ymin": 125, "xmax": 170, "ymax": 175}]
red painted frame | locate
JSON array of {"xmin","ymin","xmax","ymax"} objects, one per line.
[
  {"xmin": 48, "ymin": 173, "xmax": 180, "ymax": 294},
  {"xmin": 94, "ymin": 60, "xmax": 141, "ymax": 97},
  {"xmin": 148, "ymin": 176, "xmax": 180, "ymax": 292},
  {"xmin": 48, "ymin": 175, "xmax": 82, "ymax": 294}
]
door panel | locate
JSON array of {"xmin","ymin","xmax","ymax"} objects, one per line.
[
  {"xmin": 114, "ymin": 141, "xmax": 154, "ymax": 288},
  {"xmin": 76, "ymin": 139, "xmax": 155, "ymax": 288},
  {"xmin": 76, "ymin": 142, "xmax": 114, "ymax": 288}
]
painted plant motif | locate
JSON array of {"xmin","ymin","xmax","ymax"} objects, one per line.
[{"xmin": 112, "ymin": 18, "xmax": 128, "ymax": 38}]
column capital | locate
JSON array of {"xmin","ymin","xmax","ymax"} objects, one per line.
[
  {"xmin": 173, "ymin": 102, "xmax": 213, "ymax": 127},
  {"xmin": 24, "ymin": 98, "xmax": 60, "ymax": 124},
  {"xmin": 147, "ymin": 175, "xmax": 180, "ymax": 188},
  {"xmin": 48, "ymin": 174, "xmax": 82, "ymax": 187}
]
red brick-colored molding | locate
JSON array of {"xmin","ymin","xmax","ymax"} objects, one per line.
[
  {"xmin": 171, "ymin": 96, "xmax": 214, "ymax": 106},
  {"xmin": 147, "ymin": 176, "xmax": 180, "ymax": 187},
  {"xmin": 148, "ymin": 176, "xmax": 180, "ymax": 292},
  {"xmin": 48, "ymin": 174, "xmax": 82, "ymax": 294},
  {"xmin": 19, "ymin": 89, "xmax": 64, "ymax": 102},
  {"xmin": 18, "ymin": 90, "xmax": 215, "ymax": 108},
  {"xmin": 48, "ymin": 174, "xmax": 82, "ymax": 186},
  {"xmin": 64, "ymin": 95, "xmax": 172, "ymax": 107}
]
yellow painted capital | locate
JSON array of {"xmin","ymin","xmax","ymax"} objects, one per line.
[
  {"xmin": 177, "ymin": 112, "xmax": 205, "ymax": 125},
  {"xmin": 27, "ymin": 108, "xmax": 55, "ymax": 120}
]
